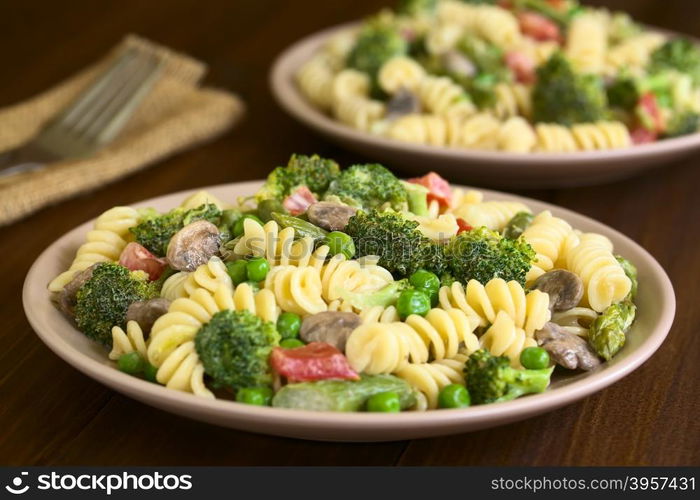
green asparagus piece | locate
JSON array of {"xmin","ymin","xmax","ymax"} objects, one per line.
[
  {"xmin": 272, "ymin": 374, "xmax": 417, "ymax": 412},
  {"xmin": 615, "ymin": 255, "xmax": 638, "ymax": 300},
  {"xmin": 502, "ymin": 211, "xmax": 534, "ymax": 240},
  {"xmin": 588, "ymin": 300, "xmax": 636, "ymax": 360},
  {"xmin": 271, "ymin": 212, "xmax": 328, "ymax": 241}
]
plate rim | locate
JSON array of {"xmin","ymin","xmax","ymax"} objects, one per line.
[
  {"xmin": 269, "ymin": 21, "xmax": 700, "ymax": 166},
  {"xmin": 22, "ymin": 181, "xmax": 676, "ymax": 434}
]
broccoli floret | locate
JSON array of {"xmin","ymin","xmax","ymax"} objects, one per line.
[
  {"xmin": 650, "ymin": 38, "xmax": 700, "ymax": 84},
  {"xmin": 664, "ymin": 111, "xmax": 700, "ymax": 138},
  {"xmin": 74, "ymin": 263, "xmax": 158, "ymax": 347},
  {"xmin": 607, "ymin": 72, "xmax": 677, "ymax": 112},
  {"xmin": 130, "ymin": 203, "xmax": 221, "ymax": 256},
  {"xmin": 347, "ymin": 23, "xmax": 408, "ymax": 82},
  {"xmin": 345, "ymin": 209, "xmax": 446, "ymax": 278},
  {"xmin": 532, "ymin": 52, "xmax": 607, "ymax": 125},
  {"xmin": 458, "ymin": 36, "xmax": 508, "ymax": 80},
  {"xmin": 396, "ymin": 0, "xmax": 437, "ymax": 16},
  {"xmin": 195, "ymin": 309, "xmax": 280, "ymax": 390},
  {"xmin": 339, "ymin": 279, "xmax": 410, "ymax": 310},
  {"xmin": 465, "ymin": 349, "xmax": 554, "ymax": 404},
  {"xmin": 324, "ymin": 163, "xmax": 408, "ymax": 211},
  {"xmin": 255, "ymin": 154, "xmax": 341, "ymax": 203},
  {"xmin": 606, "ymin": 77, "xmax": 639, "ymax": 111},
  {"xmin": 445, "ymin": 226, "xmax": 535, "ymax": 286}
]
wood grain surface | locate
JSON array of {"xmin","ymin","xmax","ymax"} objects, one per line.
[{"xmin": 0, "ymin": 0, "xmax": 698, "ymax": 466}]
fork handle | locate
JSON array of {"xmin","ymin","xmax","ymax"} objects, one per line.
[{"xmin": 0, "ymin": 146, "xmax": 53, "ymax": 178}]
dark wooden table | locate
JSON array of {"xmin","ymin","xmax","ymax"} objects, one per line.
[{"xmin": 1, "ymin": 0, "xmax": 698, "ymax": 466}]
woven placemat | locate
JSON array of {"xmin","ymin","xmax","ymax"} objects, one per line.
[{"xmin": 0, "ymin": 34, "xmax": 245, "ymax": 226}]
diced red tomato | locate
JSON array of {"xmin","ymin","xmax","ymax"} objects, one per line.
[
  {"xmin": 505, "ymin": 51, "xmax": 536, "ymax": 84},
  {"xmin": 118, "ymin": 242, "xmax": 167, "ymax": 281},
  {"xmin": 270, "ymin": 342, "xmax": 360, "ymax": 383},
  {"xmin": 546, "ymin": 0, "xmax": 567, "ymax": 9},
  {"xmin": 518, "ymin": 11, "xmax": 561, "ymax": 42},
  {"xmin": 637, "ymin": 92, "xmax": 665, "ymax": 134},
  {"xmin": 456, "ymin": 218, "xmax": 473, "ymax": 234},
  {"xmin": 407, "ymin": 171, "xmax": 452, "ymax": 207},
  {"xmin": 630, "ymin": 127, "xmax": 658, "ymax": 145},
  {"xmin": 283, "ymin": 185, "xmax": 317, "ymax": 216}
]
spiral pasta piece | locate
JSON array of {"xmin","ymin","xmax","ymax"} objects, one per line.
[
  {"xmin": 605, "ymin": 32, "xmax": 666, "ymax": 75},
  {"xmin": 319, "ymin": 254, "xmax": 394, "ymax": 302},
  {"xmin": 156, "ymin": 340, "xmax": 213, "ymax": 398},
  {"xmin": 438, "ymin": 279, "xmax": 550, "ymax": 336},
  {"xmin": 535, "ymin": 122, "xmax": 631, "ymax": 152},
  {"xmin": 179, "ymin": 190, "xmax": 227, "ymax": 211},
  {"xmin": 562, "ymin": 233, "xmax": 632, "ymax": 312},
  {"xmin": 232, "ymin": 283, "xmax": 279, "ymax": 323},
  {"xmin": 480, "ymin": 311, "xmax": 537, "ymax": 367},
  {"xmin": 48, "ymin": 206, "xmax": 140, "ymax": 292},
  {"xmin": 296, "ymin": 53, "xmax": 336, "ymax": 111},
  {"xmin": 395, "ymin": 353, "xmax": 468, "ymax": 409},
  {"xmin": 109, "ymin": 321, "xmax": 147, "ymax": 361},
  {"xmin": 498, "ymin": 116, "xmax": 537, "ymax": 153},
  {"xmin": 333, "ymin": 96, "xmax": 385, "ymax": 132},
  {"xmin": 358, "ymin": 305, "xmax": 400, "ymax": 323},
  {"xmin": 378, "ymin": 56, "xmax": 426, "ymax": 94},
  {"xmin": 263, "ymin": 265, "xmax": 327, "ymax": 316},
  {"xmin": 331, "ymin": 68, "xmax": 370, "ymax": 103},
  {"xmin": 345, "ymin": 322, "xmax": 430, "ymax": 374},
  {"xmin": 417, "ymin": 76, "xmax": 475, "ymax": 117},
  {"xmin": 452, "ymin": 200, "xmax": 530, "ymax": 231},
  {"xmin": 566, "ymin": 12, "xmax": 607, "ymax": 73},
  {"xmin": 490, "ymin": 83, "xmax": 532, "ymax": 119},
  {"xmin": 404, "ymin": 308, "xmax": 480, "ymax": 360},
  {"xmin": 438, "ymin": 1, "xmax": 522, "ymax": 49},
  {"xmin": 521, "ymin": 211, "xmax": 574, "ymax": 283}
]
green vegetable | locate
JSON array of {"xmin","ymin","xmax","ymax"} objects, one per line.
[
  {"xmin": 255, "ymin": 154, "xmax": 341, "ymax": 203},
  {"xmin": 650, "ymin": 38, "xmax": 700, "ymax": 85},
  {"xmin": 664, "ymin": 111, "xmax": 700, "ymax": 138},
  {"xmin": 408, "ymin": 269, "xmax": 440, "ymax": 306},
  {"xmin": 276, "ymin": 312, "xmax": 302, "ymax": 339},
  {"xmin": 324, "ymin": 163, "xmax": 408, "ymax": 211},
  {"xmin": 402, "ymin": 181, "xmax": 430, "ymax": 216},
  {"xmin": 144, "ymin": 363, "xmax": 159, "ymax": 383},
  {"xmin": 345, "ymin": 209, "xmax": 446, "ymax": 277},
  {"xmin": 339, "ymin": 279, "xmax": 411, "ymax": 310},
  {"xmin": 502, "ymin": 211, "xmax": 534, "ymax": 240},
  {"xmin": 324, "ymin": 231, "xmax": 356, "ymax": 259},
  {"xmin": 221, "ymin": 208, "xmax": 244, "ymax": 232},
  {"xmin": 513, "ymin": 0, "xmax": 574, "ymax": 26},
  {"xmin": 397, "ymin": 289, "xmax": 431, "ymax": 319},
  {"xmin": 396, "ymin": 0, "xmax": 437, "ymax": 16},
  {"xmin": 465, "ymin": 349, "xmax": 554, "ymax": 404},
  {"xmin": 347, "ymin": 23, "xmax": 408, "ymax": 84},
  {"xmin": 366, "ymin": 391, "xmax": 402, "ymax": 412},
  {"xmin": 226, "ymin": 260, "xmax": 249, "ymax": 285},
  {"xmin": 606, "ymin": 76, "xmax": 639, "ymax": 111},
  {"xmin": 438, "ymin": 384, "xmax": 471, "ymax": 409},
  {"xmin": 465, "ymin": 73, "xmax": 499, "ymax": 109},
  {"xmin": 74, "ymin": 263, "xmax": 158, "ymax": 346},
  {"xmin": 256, "ymin": 199, "xmax": 287, "ymax": 222},
  {"xmin": 129, "ymin": 203, "xmax": 221, "ymax": 256},
  {"xmin": 195, "ymin": 309, "xmax": 280, "ymax": 390},
  {"xmin": 272, "ymin": 374, "xmax": 417, "ymax": 411},
  {"xmin": 615, "ymin": 255, "xmax": 638, "ymax": 300},
  {"xmin": 236, "ymin": 387, "xmax": 274, "ymax": 406},
  {"xmin": 588, "ymin": 300, "xmax": 636, "ymax": 360},
  {"xmin": 271, "ymin": 212, "xmax": 328, "ymax": 242},
  {"xmin": 444, "ymin": 226, "xmax": 535, "ymax": 287},
  {"xmin": 233, "ymin": 214, "xmax": 264, "ymax": 238},
  {"xmin": 246, "ymin": 257, "xmax": 270, "ymax": 282},
  {"xmin": 280, "ymin": 338, "xmax": 305, "ymax": 349},
  {"xmin": 532, "ymin": 52, "xmax": 607, "ymax": 126},
  {"xmin": 118, "ymin": 352, "xmax": 145, "ymax": 375},
  {"xmin": 519, "ymin": 347, "xmax": 550, "ymax": 370}
]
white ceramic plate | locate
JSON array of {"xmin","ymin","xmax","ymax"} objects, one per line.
[
  {"xmin": 270, "ymin": 23, "xmax": 700, "ymax": 189},
  {"xmin": 23, "ymin": 181, "xmax": 675, "ymax": 441}
]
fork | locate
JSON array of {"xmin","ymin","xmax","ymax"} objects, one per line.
[{"xmin": 0, "ymin": 48, "xmax": 163, "ymax": 178}]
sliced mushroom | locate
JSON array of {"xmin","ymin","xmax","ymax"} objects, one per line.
[
  {"xmin": 532, "ymin": 269, "xmax": 584, "ymax": 312},
  {"xmin": 126, "ymin": 298, "xmax": 171, "ymax": 333},
  {"xmin": 306, "ymin": 202, "xmax": 358, "ymax": 232},
  {"xmin": 300, "ymin": 311, "xmax": 362, "ymax": 352},
  {"xmin": 535, "ymin": 322, "xmax": 601, "ymax": 371},
  {"xmin": 442, "ymin": 50, "xmax": 477, "ymax": 78},
  {"xmin": 386, "ymin": 88, "xmax": 421, "ymax": 119},
  {"xmin": 57, "ymin": 264, "xmax": 100, "ymax": 317},
  {"xmin": 166, "ymin": 220, "xmax": 220, "ymax": 271}
]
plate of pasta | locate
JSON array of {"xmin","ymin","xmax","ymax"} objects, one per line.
[
  {"xmin": 270, "ymin": 0, "xmax": 700, "ymax": 188},
  {"xmin": 24, "ymin": 155, "xmax": 674, "ymax": 441}
]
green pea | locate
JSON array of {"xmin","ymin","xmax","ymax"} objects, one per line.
[
  {"xmin": 277, "ymin": 312, "xmax": 302, "ymax": 339},
  {"xmin": 366, "ymin": 391, "xmax": 401, "ymax": 413},
  {"xmin": 143, "ymin": 363, "xmax": 159, "ymax": 383},
  {"xmin": 324, "ymin": 231, "xmax": 356, "ymax": 259},
  {"xmin": 246, "ymin": 257, "xmax": 270, "ymax": 282},
  {"xmin": 520, "ymin": 347, "xmax": 550, "ymax": 370},
  {"xmin": 226, "ymin": 260, "xmax": 248, "ymax": 285},
  {"xmin": 233, "ymin": 214, "xmax": 264, "ymax": 237},
  {"xmin": 280, "ymin": 338, "xmax": 305, "ymax": 349},
  {"xmin": 438, "ymin": 384, "xmax": 471, "ymax": 409},
  {"xmin": 236, "ymin": 387, "xmax": 274, "ymax": 406},
  {"xmin": 221, "ymin": 209, "xmax": 243, "ymax": 231},
  {"xmin": 397, "ymin": 289, "xmax": 431, "ymax": 319},
  {"xmin": 117, "ymin": 352, "xmax": 145, "ymax": 375},
  {"xmin": 409, "ymin": 269, "xmax": 440, "ymax": 307}
]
